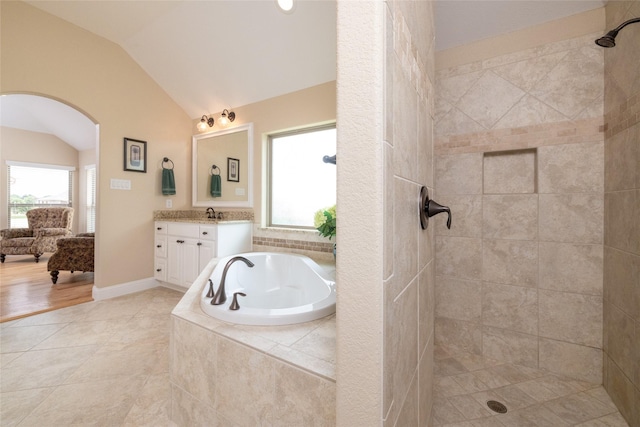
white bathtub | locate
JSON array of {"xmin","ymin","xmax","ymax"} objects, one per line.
[{"xmin": 200, "ymin": 252, "xmax": 336, "ymax": 325}]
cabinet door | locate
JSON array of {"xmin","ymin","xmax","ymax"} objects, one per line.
[
  {"xmin": 198, "ymin": 240, "xmax": 216, "ymax": 272},
  {"xmin": 182, "ymin": 238, "xmax": 200, "ymax": 287},
  {"xmin": 166, "ymin": 238, "xmax": 182, "ymax": 285}
]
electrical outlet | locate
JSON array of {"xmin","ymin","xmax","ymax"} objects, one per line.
[{"xmin": 165, "ymin": 199, "xmax": 173, "ymax": 209}]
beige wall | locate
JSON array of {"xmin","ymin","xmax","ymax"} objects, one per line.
[
  {"xmin": 335, "ymin": 0, "xmax": 436, "ymax": 425},
  {"xmin": 192, "ymin": 81, "xmax": 337, "ymax": 227},
  {"xmin": 0, "ymin": 126, "xmax": 81, "ymax": 233},
  {"xmin": 602, "ymin": 1, "xmax": 640, "ymax": 426},
  {"xmin": 1, "ymin": 1, "xmax": 193, "ymax": 288},
  {"xmin": 434, "ymin": 9, "xmax": 606, "ymax": 385}
]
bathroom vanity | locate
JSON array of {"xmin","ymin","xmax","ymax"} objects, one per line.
[{"xmin": 154, "ymin": 220, "xmax": 251, "ymax": 289}]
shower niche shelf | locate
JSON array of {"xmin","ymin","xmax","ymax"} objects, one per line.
[{"xmin": 483, "ymin": 148, "xmax": 538, "ymax": 195}]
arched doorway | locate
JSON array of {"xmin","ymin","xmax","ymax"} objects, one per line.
[{"xmin": 0, "ymin": 93, "xmax": 99, "ymax": 321}]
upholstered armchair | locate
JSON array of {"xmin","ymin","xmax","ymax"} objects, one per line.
[
  {"xmin": 47, "ymin": 232, "xmax": 94, "ymax": 284},
  {"xmin": 0, "ymin": 207, "xmax": 74, "ymax": 263}
]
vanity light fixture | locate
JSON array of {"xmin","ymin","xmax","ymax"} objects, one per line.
[
  {"xmin": 197, "ymin": 115, "xmax": 214, "ymax": 132},
  {"xmin": 219, "ymin": 109, "xmax": 236, "ymax": 127}
]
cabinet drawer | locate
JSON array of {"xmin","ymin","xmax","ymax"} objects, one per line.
[
  {"xmin": 199, "ymin": 225, "xmax": 217, "ymax": 241},
  {"xmin": 155, "ymin": 222, "xmax": 168, "ymax": 235},
  {"xmin": 155, "ymin": 235, "xmax": 167, "ymax": 258},
  {"xmin": 167, "ymin": 222, "xmax": 199, "ymax": 238},
  {"xmin": 154, "ymin": 258, "xmax": 167, "ymax": 281}
]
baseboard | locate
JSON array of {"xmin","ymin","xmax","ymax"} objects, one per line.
[{"xmin": 92, "ymin": 277, "xmax": 159, "ymax": 301}]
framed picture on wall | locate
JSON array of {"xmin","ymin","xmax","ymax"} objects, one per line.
[
  {"xmin": 227, "ymin": 157, "xmax": 239, "ymax": 182},
  {"xmin": 124, "ymin": 137, "xmax": 147, "ymax": 173}
]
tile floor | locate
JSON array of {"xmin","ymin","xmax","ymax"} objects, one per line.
[
  {"xmin": 432, "ymin": 345, "xmax": 630, "ymax": 427},
  {"xmin": 0, "ymin": 287, "xmax": 183, "ymax": 426},
  {"xmin": 1, "ymin": 288, "xmax": 631, "ymax": 426}
]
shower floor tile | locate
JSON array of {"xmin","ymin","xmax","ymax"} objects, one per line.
[{"xmin": 432, "ymin": 346, "xmax": 629, "ymax": 427}]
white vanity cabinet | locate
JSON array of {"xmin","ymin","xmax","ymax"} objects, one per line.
[{"xmin": 154, "ymin": 221, "xmax": 251, "ymax": 289}]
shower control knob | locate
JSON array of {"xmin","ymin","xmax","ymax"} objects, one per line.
[{"xmin": 419, "ymin": 186, "xmax": 452, "ymax": 230}]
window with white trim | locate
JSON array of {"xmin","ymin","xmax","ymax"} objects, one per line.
[
  {"xmin": 268, "ymin": 125, "xmax": 336, "ymax": 228},
  {"xmin": 7, "ymin": 162, "xmax": 74, "ymax": 228}
]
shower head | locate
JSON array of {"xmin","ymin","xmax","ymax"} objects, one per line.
[
  {"xmin": 595, "ymin": 17, "xmax": 640, "ymax": 48},
  {"xmin": 595, "ymin": 30, "xmax": 618, "ymax": 48}
]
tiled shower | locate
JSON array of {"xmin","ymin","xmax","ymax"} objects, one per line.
[{"xmin": 432, "ymin": 1, "xmax": 639, "ymax": 424}]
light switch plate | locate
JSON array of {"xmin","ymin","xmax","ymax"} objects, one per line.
[
  {"xmin": 235, "ymin": 188, "xmax": 245, "ymax": 196},
  {"xmin": 110, "ymin": 179, "xmax": 131, "ymax": 190}
]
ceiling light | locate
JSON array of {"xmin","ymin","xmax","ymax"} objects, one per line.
[
  {"xmin": 219, "ymin": 109, "xmax": 236, "ymax": 127},
  {"xmin": 197, "ymin": 115, "xmax": 214, "ymax": 131},
  {"xmin": 277, "ymin": 0, "xmax": 295, "ymax": 14}
]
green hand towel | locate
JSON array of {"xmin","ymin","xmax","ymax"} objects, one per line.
[
  {"xmin": 162, "ymin": 169, "xmax": 176, "ymax": 195},
  {"xmin": 210, "ymin": 174, "xmax": 221, "ymax": 197}
]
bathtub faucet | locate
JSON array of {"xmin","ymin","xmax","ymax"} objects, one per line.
[{"xmin": 210, "ymin": 256, "xmax": 255, "ymax": 305}]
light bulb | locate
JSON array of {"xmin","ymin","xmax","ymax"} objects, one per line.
[
  {"xmin": 219, "ymin": 114, "xmax": 229, "ymax": 127},
  {"xmin": 277, "ymin": 0, "xmax": 294, "ymax": 13},
  {"xmin": 197, "ymin": 119, "xmax": 207, "ymax": 131}
]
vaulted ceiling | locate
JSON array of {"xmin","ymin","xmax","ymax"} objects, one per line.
[{"xmin": 1, "ymin": 0, "xmax": 605, "ymax": 150}]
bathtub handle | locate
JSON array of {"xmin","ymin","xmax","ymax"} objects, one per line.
[
  {"xmin": 419, "ymin": 186, "xmax": 451, "ymax": 230},
  {"xmin": 229, "ymin": 292, "xmax": 246, "ymax": 311}
]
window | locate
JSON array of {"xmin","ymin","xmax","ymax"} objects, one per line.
[
  {"xmin": 7, "ymin": 162, "xmax": 74, "ymax": 228},
  {"xmin": 268, "ymin": 125, "xmax": 336, "ymax": 228},
  {"xmin": 85, "ymin": 165, "xmax": 96, "ymax": 232}
]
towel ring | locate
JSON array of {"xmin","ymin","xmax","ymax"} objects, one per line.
[
  {"xmin": 210, "ymin": 165, "xmax": 220, "ymax": 175},
  {"xmin": 162, "ymin": 157, "xmax": 174, "ymax": 170}
]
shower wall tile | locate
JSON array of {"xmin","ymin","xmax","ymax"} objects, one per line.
[
  {"xmin": 435, "ymin": 236, "xmax": 482, "ymax": 280},
  {"xmin": 604, "ymin": 355, "xmax": 638, "ymax": 426},
  {"xmin": 529, "ymin": 47, "xmax": 604, "ymax": 120},
  {"xmin": 483, "ymin": 195, "xmax": 538, "ymax": 240},
  {"xmin": 419, "ymin": 337, "xmax": 434, "ymax": 427},
  {"xmin": 482, "ymin": 239, "xmax": 538, "ymax": 288},
  {"xmin": 433, "ymin": 194, "xmax": 482, "ymax": 238},
  {"xmin": 392, "ymin": 54, "xmax": 418, "ymax": 182},
  {"xmin": 539, "ymin": 193, "xmax": 604, "ymax": 244},
  {"xmin": 603, "ymin": 246, "xmax": 640, "ymax": 321},
  {"xmin": 482, "ymin": 282, "xmax": 538, "ymax": 335},
  {"xmin": 435, "ymin": 317, "xmax": 482, "ymax": 356},
  {"xmin": 384, "ymin": 143, "xmax": 393, "ymax": 280},
  {"xmin": 419, "ymin": 263, "xmax": 435, "ymax": 357},
  {"xmin": 391, "ymin": 178, "xmax": 419, "ymax": 299},
  {"xmin": 539, "ymin": 338, "xmax": 602, "ymax": 384},
  {"xmin": 419, "ymin": 193, "xmax": 435, "ymax": 269},
  {"xmin": 539, "ymin": 242, "xmax": 603, "ymax": 296},
  {"xmin": 538, "ymin": 141, "xmax": 604, "ymax": 194},
  {"xmin": 539, "ymin": 290, "xmax": 603, "ymax": 348},
  {"xmin": 457, "ymin": 71, "xmax": 525, "ymax": 129},
  {"xmin": 386, "ymin": 279, "xmax": 418, "ymax": 427},
  {"xmin": 435, "ymin": 276, "xmax": 482, "ymax": 323},
  {"xmin": 606, "ymin": 303, "xmax": 636, "ymax": 385},
  {"xmin": 435, "ymin": 153, "xmax": 483, "ymax": 194},
  {"xmin": 604, "ymin": 127, "xmax": 638, "ymax": 192},
  {"xmin": 483, "ymin": 150, "xmax": 536, "ymax": 194},
  {"xmin": 482, "ymin": 326, "xmax": 538, "ymax": 368},
  {"xmin": 605, "ymin": 190, "xmax": 640, "ymax": 254},
  {"xmin": 419, "ymin": 96, "xmax": 434, "ymax": 189}
]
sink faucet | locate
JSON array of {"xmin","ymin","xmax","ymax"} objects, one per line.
[
  {"xmin": 206, "ymin": 207, "xmax": 215, "ymax": 219},
  {"xmin": 210, "ymin": 256, "xmax": 255, "ymax": 305}
]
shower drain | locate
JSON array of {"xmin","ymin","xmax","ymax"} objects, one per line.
[{"xmin": 486, "ymin": 400, "xmax": 508, "ymax": 414}]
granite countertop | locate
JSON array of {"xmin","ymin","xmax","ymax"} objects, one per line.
[{"xmin": 154, "ymin": 209, "xmax": 254, "ymax": 224}]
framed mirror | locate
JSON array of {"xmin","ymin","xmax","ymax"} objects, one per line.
[{"xmin": 192, "ymin": 123, "xmax": 253, "ymax": 207}]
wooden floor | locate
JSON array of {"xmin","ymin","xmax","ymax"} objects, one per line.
[{"xmin": 0, "ymin": 254, "xmax": 94, "ymax": 323}]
